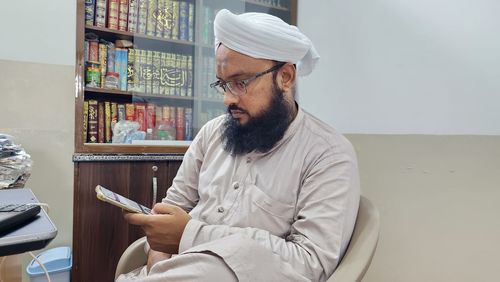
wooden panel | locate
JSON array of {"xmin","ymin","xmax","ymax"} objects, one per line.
[{"xmin": 73, "ymin": 162, "xmax": 132, "ymax": 282}]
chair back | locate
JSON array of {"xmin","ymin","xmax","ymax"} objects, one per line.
[{"xmin": 327, "ymin": 195, "xmax": 380, "ymax": 282}]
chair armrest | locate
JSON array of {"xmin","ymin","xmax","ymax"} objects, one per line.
[{"xmin": 115, "ymin": 237, "xmax": 148, "ymax": 280}]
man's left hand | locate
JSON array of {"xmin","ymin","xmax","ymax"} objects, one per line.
[{"xmin": 124, "ymin": 203, "xmax": 191, "ymax": 254}]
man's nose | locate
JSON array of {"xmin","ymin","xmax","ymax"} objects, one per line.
[{"xmin": 223, "ymin": 91, "xmax": 239, "ymax": 105}]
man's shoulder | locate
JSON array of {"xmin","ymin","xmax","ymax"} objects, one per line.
[{"xmin": 298, "ymin": 109, "xmax": 355, "ymax": 155}]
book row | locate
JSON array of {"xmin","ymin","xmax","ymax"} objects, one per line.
[
  {"xmin": 85, "ymin": 0, "xmax": 195, "ymax": 42},
  {"xmin": 85, "ymin": 37, "xmax": 193, "ymax": 96},
  {"xmin": 249, "ymin": 0, "xmax": 289, "ymax": 8},
  {"xmin": 83, "ymin": 100, "xmax": 194, "ymax": 143}
]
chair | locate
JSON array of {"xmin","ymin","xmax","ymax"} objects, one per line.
[{"xmin": 115, "ymin": 196, "xmax": 380, "ymax": 281}]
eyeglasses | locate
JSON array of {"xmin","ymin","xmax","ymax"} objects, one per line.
[{"xmin": 209, "ymin": 62, "xmax": 286, "ymax": 97}]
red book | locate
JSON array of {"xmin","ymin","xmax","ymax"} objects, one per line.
[
  {"xmin": 118, "ymin": 0, "xmax": 129, "ymax": 31},
  {"xmin": 125, "ymin": 103, "xmax": 135, "ymax": 121},
  {"xmin": 135, "ymin": 103, "xmax": 146, "ymax": 131},
  {"xmin": 145, "ymin": 103, "xmax": 156, "ymax": 132},
  {"xmin": 107, "ymin": 0, "xmax": 119, "ymax": 30},
  {"xmin": 175, "ymin": 107, "xmax": 185, "ymax": 140}
]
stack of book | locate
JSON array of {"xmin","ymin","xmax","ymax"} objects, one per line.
[
  {"xmin": 85, "ymin": 0, "xmax": 195, "ymax": 42},
  {"xmin": 83, "ymin": 100, "xmax": 193, "ymax": 143},
  {"xmin": 84, "ymin": 36, "xmax": 194, "ymax": 96}
]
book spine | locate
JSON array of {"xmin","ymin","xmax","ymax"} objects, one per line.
[
  {"xmin": 98, "ymin": 42, "xmax": 108, "ymax": 87},
  {"xmin": 175, "ymin": 107, "xmax": 185, "ymax": 140},
  {"xmin": 117, "ymin": 103, "xmax": 126, "ymax": 121},
  {"xmin": 85, "ymin": 0, "xmax": 96, "ymax": 26},
  {"xmin": 95, "ymin": 0, "xmax": 107, "ymax": 27},
  {"xmin": 202, "ymin": 6, "xmax": 210, "ymax": 44},
  {"xmin": 145, "ymin": 103, "xmax": 156, "ymax": 135},
  {"xmin": 175, "ymin": 54, "xmax": 182, "ymax": 96},
  {"xmin": 171, "ymin": 0, "xmax": 179, "ymax": 40},
  {"xmin": 88, "ymin": 40, "xmax": 99, "ymax": 63},
  {"xmin": 88, "ymin": 100, "xmax": 99, "ymax": 143},
  {"xmin": 125, "ymin": 103, "xmax": 135, "ymax": 121},
  {"xmin": 135, "ymin": 103, "xmax": 146, "ymax": 131},
  {"xmin": 180, "ymin": 55, "xmax": 187, "ymax": 96},
  {"xmin": 152, "ymin": 51, "xmax": 161, "ymax": 94},
  {"xmin": 145, "ymin": 50, "xmax": 153, "ymax": 93},
  {"xmin": 115, "ymin": 48, "xmax": 128, "ymax": 91},
  {"xmin": 83, "ymin": 101, "xmax": 89, "ymax": 143},
  {"xmin": 184, "ymin": 107, "xmax": 192, "ymax": 140},
  {"xmin": 111, "ymin": 102, "xmax": 118, "ymax": 133},
  {"xmin": 159, "ymin": 52, "xmax": 167, "ymax": 95},
  {"xmin": 165, "ymin": 53, "xmax": 174, "ymax": 95},
  {"xmin": 208, "ymin": 56, "xmax": 216, "ymax": 98},
  {"xmin": 178, "ymin": 1, "xmax": 188, "ymax": 41},
  {"xmin": 137, "ymin": 49, "xmax": 146, "ymax": 93},
  {"xmin": 155, "ymin": 0, "xmax": 164, "ymax": 37},
  {"xmin": 118, "ymin": 0, "xmax": 129, "ymax": 31},
  {"xmin": 137, "ymin": 0, "xmax": 148, "ymax": 34},
  {"xmin": 104, "ymin": 101, "xmax": 112, "ymax": 143},
  {"xmin": 162, "ymin": 0, "xmax": 172, "ymax": 39},
  {"xmin": 107, "ymin": 0, "xmax": 119, "ymax": 30},
  {"xmin": 127, "ymin": 48, "xmax": 135, "ymax": 92},
  {"xmin": 106, "ymin": 42, "xmax": 116, "ymax": 73},
  {"xmin": 84, "ymin": 41, "xmax": 89, "ymax": 63},
  {"xmin": 187, "ymin": 55, "xmax": 192, "ymax": 96},
  {"xmin": 188, "ymin": 3, "xmax": 194, "ymax": 42},
  {"xmin": 146, "ymin": 0, "xmax": 157, "ymax": 36},
  {"xmin": 98, "ymin": 102, "xmax": 105, "ymax": 143},
  {"xmin": 128, "ymin": 0, "xmax": 139, "ymax": 32}
]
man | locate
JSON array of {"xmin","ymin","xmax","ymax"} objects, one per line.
[{"xmin": 118, "ymin": 9, "xmax": 360, "ymax": 282}]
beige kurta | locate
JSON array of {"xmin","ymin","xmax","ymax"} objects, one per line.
[{"xmin": 119, "ymin": 107, "xmax": 360, "ymax": 281}]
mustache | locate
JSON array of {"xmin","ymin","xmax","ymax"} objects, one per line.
[{"xmin": 227, "ymin": 104, "xmax": 247, "ymax": 113}]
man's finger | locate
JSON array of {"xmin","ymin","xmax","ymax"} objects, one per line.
[
  {"xmin": 152, "ymin": 203, "xmax": 180, "ymax": 214},
  {"xmin": 123, "ymin": 211, "xmax": 150, "ymax": 226}
]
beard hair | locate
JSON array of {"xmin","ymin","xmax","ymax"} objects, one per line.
[{"xmin": 220, "ymin": 79, "xmax": 293, "ymax": 155}]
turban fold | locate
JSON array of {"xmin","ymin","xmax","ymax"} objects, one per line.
[{"xmin": 214, "ymin": 9, "xmax": 319, "ymax": 76}]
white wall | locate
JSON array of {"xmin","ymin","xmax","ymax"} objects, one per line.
[
  {"xmin": 0, "ymin": 0, "xmax": 75, "ymax": 66},
  {"xmin": 298, "ymin": 0, "xmax": 500, "ymax": 135}
]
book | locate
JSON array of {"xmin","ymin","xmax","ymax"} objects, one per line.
[
  {"xmin": 171, "ymin": 0, "xmax": 179, "ymax": 40},
  {"xmin": 187, "ymin": 55, "xmax": 192, "ymax": 96},
  {"xmin": 95, "ymin": 0, "xmax": 107, "ymax": 27},
  {"xmin": 135, "ymin": 103, "xmax": 146, "ymax": 131},
  {"xmin": 178, "ymin": 1, "xmax": 188, "ymax": 41},
  {"xmin": 188, "ymin": 3, "xmax": 194, "ymax": 42},
  {"xmin": 106, "ymin": 42, "xmax": 116, "ymax": 73},
  {"xmin": 137, "ymin": 49, "xmax": 147, "ymax": 93},
  {"xmin": 175, "ymin": 107, "xmax": 185, "ymax": 140},
  {"xmin": 152, "ymin": 51, "xmax": 161, "ymax": 94},
  {"xmin": 145, "ymin": 103, "xmax": 156, "ymax": 136},
  {"xmin": 159, "ymin": 52, "xmax": 168, "ymax": 95},
  {"xmin": 180, "ymin": 55, "xmax": 187, "ymax": 96},
  {"xmin": 145, "ymin": 50, "xmax": 153, "ymax": 93},
  {"xmin": 127, "ymin": 48, "xmax": 135, "ymax": 92},
  {"xmin": 128, "ymin": 0, "xmax": 139, "ymax": 32},
  {"xmin": 107, "ymin": 0, "xmax": 120, "ymax": 30},
  {"xmin": 137, "ymin": 0, "xmax": 148, "ymax": 34},
  {"xmin": 125, "ymin": 103, "xmax": 135, "ymax": 121},
  {"xmin": 104, "ymin": 101, "xmax": 112, "ymax": 143},
  {"xmin": 155, "ymin": 0, "xmax": 164, "ymax": 37},
  {"xmin": 117, "ymin": 103, "xmax": 126, "ymax": 121},
  {"xmin": 118, "ymin": 0, "xmax": 129, "ymax": 31},
  {"xmin": 98, "ymin": 102, "xmax": 105, "ymax": 143},
  {"xmin": 83, "ymin": 101, "xmax": 89, "ymax": 143},
  {"xmin": 184, "ymin": 107, "xmax": 192, "ymax": 140},
  {"xmin": 111, "ymin": 102, "xmax": 118, "ymax": 132},
  {"xmin": 115, "ymin": 48, "xmax": 128, "ymax": 91},
  {"xmin": 146, "ymin": 0, "xmax": 157, "ymax": 36},
  {"xmin": 98, "ymin": 42, "xmax": 108, "ymax": 87},
  {"xmin": 162, "ymin": 0, "xmax": 173, "ymax": 39},
  {"xmin": 85, "ymin": 0, "xmax": 96, "ymax": 26},
  {"xmin": 87, "ymin": 100, "xmax": 99, "ymax": 143}
]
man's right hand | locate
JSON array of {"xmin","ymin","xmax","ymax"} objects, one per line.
[{"xmin": 147, "ymin": 249, "xmax": 171, "ymax": 273}]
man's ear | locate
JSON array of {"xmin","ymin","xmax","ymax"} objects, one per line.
[{"xmin": 278, "ymin": 63, "xmax": 296, "ymax": 93}]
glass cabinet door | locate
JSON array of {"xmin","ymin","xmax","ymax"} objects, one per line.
[{"xmin": 77, "ymin": 0, "xmax": 295, "ymax": 153}]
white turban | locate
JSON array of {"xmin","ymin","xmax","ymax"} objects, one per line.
[{"xmin": 214, "ymin": 9, "xmax": 319, "ymax": 76}]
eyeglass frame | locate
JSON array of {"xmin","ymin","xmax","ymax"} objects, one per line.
[{"xmin": 209, "ymin": 62, "xmax": 287, "ymax": 97}]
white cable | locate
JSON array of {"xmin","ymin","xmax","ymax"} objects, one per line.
[
  {"xmin": 26, "ymin": 203, "xmax": 50, "ymax": 214},
  {"xmin": 29, "ymin": 251, "xmax": 51, "ymax": 282}
]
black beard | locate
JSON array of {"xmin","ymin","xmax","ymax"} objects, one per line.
[{"xmin": 221, "ymin": 82, "xmax": 293, "ymax": 155}]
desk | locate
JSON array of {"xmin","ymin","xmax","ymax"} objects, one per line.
[{"xmin": 0, "ymin": 189, "xmax": 57, "ymax": 256}]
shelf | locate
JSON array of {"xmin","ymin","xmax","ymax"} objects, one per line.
[
  {"xmin": 84, "ymin": 87, "xmax": 222, "ymax": 103},
  {"xmin": 80, "ymin": 143, "xmax": 188, "ymax": 154},
  {"xmin": 85, "ymin": 25, "xmax": 195, "ymax": 46},
  {"xmin": 245, "ymin": 1, "xmax": 289, "ymax": 11}
]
